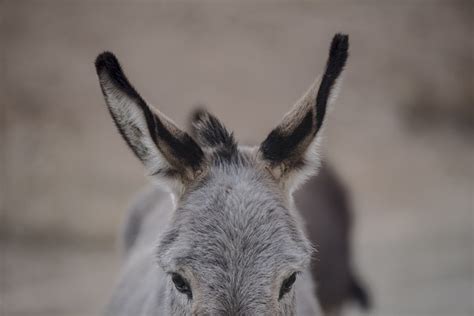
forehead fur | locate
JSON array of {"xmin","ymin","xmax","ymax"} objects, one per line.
[
  {"xmin": 157, "ymin": 149, "xmax": 312, "ymax": 272},
  {"xmin": 156, "ymin": 153, "xmax": 312, "ymax": 313}
]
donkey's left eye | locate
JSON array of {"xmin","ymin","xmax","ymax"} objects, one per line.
[
  {"xmin": 171, "ymin": 273, "xmax": 193, "ymax": 299},
  {"xmin": 279, "ymin": 272, "xmax": 297, "ymax": 300}
]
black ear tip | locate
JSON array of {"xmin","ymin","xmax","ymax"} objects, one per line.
[
  {"xmin": 326, "ymin": 33, "xmax": 349, "ymax": 73},
  {"xmin": 333, "ymin": 33, "xmax": 349, "ymax": 41},
  {"xmin": 94, "ymin": 51, "xmax": 121, "ymax": 75},
  {"xmin": 330, "ymin": 33, "xmax": 349, "ymax": 54}
]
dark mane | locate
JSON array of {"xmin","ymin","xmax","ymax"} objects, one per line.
[{"xmin": 190, "ymin": 108, "xmax": 239, "ymax": 163}]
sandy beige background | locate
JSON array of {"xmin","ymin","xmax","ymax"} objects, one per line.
[{"xmin": 1, "ymin": 1, "xmax": 473, "ymax": 315}]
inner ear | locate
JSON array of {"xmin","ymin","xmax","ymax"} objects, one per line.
[
  {"xmin": 259, "ymin": 34, "xmax": 349, "ymax": 181},
  {"xmin": 95, "ymin": 52, "xmax": 205, "ymax": 182},
  {"xmin": 260, "ymin": 108, "xmax": 316, "ymax": 168}
]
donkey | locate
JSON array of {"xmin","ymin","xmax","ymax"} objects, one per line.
[{"xmin": 95, "ymin": 34, "xmax": 349, "ymax": 315}]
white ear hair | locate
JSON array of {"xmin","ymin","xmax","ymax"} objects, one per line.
[{"xmin": 98, "ymin": 70, "xmax": 171, "ymax": 175}]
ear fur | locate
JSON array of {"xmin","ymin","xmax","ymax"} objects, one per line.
[
  {"xmin": 260, "ymin": 34, "xmax": 349, "ymax": 192},
  {"xmin": 95, "ymin": 52, "xmax": 205, "ymax": 194}
]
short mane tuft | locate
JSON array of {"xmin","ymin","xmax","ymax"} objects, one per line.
[{"xmin": 190, "ymin": 108, "xmax": 238, "ymax": 161}]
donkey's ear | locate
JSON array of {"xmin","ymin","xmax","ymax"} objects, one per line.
[
  {"xmin": 259, "ymin": 34, "xmax": 349, "ymax": 191},
  {"xmin": 95, "ymin": 52, "xmax": 205, "ymax": 192}
]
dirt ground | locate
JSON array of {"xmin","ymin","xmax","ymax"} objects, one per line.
[{"xmin": 1, "ymin": 1, "xmax": 473, "ymax": 316}]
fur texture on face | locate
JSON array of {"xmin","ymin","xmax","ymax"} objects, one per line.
[
  {"xmin": 96, "ymin": 33, "xmax": 349, "ymax": 316},
  {"xmin": 156, "ymin": 149, "xmax": 314, "ymax": 315}
]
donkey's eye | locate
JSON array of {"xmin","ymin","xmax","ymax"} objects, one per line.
[
  {"xmin": 279, "ymin": 272, "xmax": 297, "ymax": 300},
  {"xmin": 171, "ymin": 273, "xmax": 192, "ymax": 299}
]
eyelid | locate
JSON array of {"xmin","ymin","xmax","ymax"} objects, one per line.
[{"xmin": 285, "ymin": 271, "xmax": 301, "ymax": 281}]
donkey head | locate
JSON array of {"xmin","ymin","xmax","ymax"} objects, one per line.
[{"xmin": 95, "ymin": 34, "xmax": 348, "ymax": 315}]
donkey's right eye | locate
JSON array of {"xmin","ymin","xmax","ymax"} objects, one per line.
[{"xmin": 171, "ymin": 273, "xmax": 193, "ymax": 299}]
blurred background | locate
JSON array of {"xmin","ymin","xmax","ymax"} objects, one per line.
[{"xmin": 1, "ymin": 1, "xmax": 472, "ymax": 315}]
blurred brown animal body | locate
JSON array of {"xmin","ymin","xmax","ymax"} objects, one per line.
[{"xmin": 295, "ymin": 163, "xmax": 370, "ymax": 314}]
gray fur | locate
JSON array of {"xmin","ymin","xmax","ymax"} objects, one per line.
[
  {"xmin": 119, "ymin": 163, "xmax": 371, "ymax": 316},
  {"xmin": 108, "ymin": 152, "xmax": 322, "ymax": 315}
]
